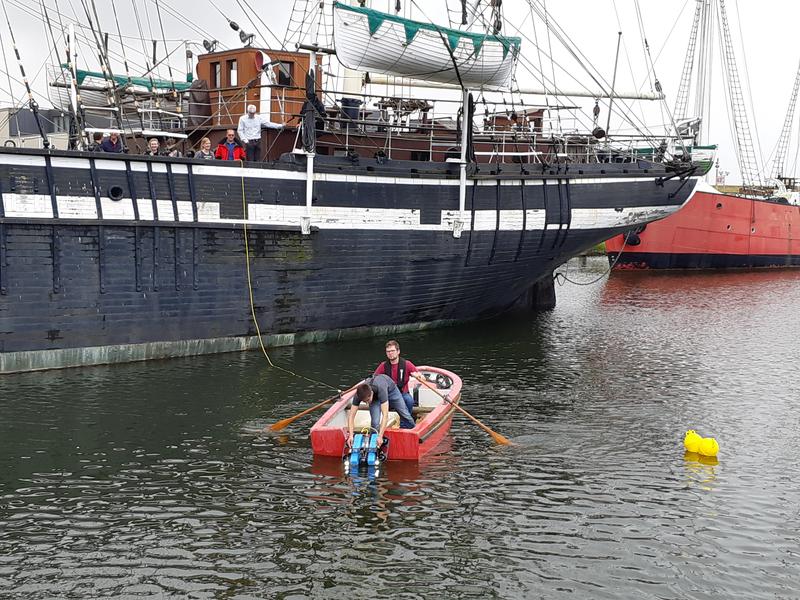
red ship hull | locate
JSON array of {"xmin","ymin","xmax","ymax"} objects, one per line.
[{"xmin": 606, "ymin": 187, "xmax": 800, "ymax": 269}]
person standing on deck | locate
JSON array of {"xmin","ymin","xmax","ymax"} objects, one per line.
[
  {"xmin": 195, "ymin": 137, "xmax": 214, "ymax": 160},
  {"xmin": 237, "ymin": 104, "xmax": 283, "ymax": 162},
  {"xmin": 163, "ymin": 137, "xmax": 182, "ymax": 157},
  {"xmin": 214, "ymin": 129, "xmax": 245, "ymax": 161},
  {"xmin": 143, "ymin": 138, "xmax": 162, "ymax": 156},
  {"xmin": 374, "ymin": 339, "xmax": 423, "ymax": 418},
  {"xmin": 100, "ymin": 131, "xmax": 124, "ymax": 153},
  {"xmin": 347, "ymin": 374, "xmax": 416, "ymax": 447}
]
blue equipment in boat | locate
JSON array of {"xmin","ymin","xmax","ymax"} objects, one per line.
[
  {"xmin": 349, "ymin": 432, "xmax": 379, "ymax": 467},
  {"xmin": 344, "ymin": 432, "xmax": 388, "ymax": 476}
]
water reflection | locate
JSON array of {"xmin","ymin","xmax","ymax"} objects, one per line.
[{"xmin": 683, "ymin": 451, "xmax": 719, "ymax": 490}]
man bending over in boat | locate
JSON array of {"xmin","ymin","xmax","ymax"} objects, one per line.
[
  {"xmin": 347, "ymin": 374, "xmax": 416, "ymax": 447},
  {"xmin": 374, "ymin": 339, "xmax": 423, "ymax": 418}
]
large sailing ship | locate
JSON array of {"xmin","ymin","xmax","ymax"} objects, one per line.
[
  {"xmin": 606, "ymin": 0, "xmax": 800, "ymax": 270},
  {"xmin": 0, "ymin": 1, "xmax": 700, "ymax": 373}
]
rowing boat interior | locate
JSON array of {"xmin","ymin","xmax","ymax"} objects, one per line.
[{"xmin": 324, "ymin": 370, "xmax": 454, "ymax": 431}]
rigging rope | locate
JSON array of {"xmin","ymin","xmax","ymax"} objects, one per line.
[
  {"xmin": 132, "ymin": 0, "xmax": 167, "ymax": 132},
  {"xmin": 610, "ymin": 0, "xmax": 646, "ymax": 127},
  {"xmin": 0, "ymin": 4, "xmax": 18, "ymax": 134},
  {"xmin": 235, "ymin": 0, "xmax": 285, "ymax": 50},
  {"xmin": 632, "ymin": 1, "xmax": 689, "ymax": 158},
  {"xmin": 554, "ymin": 235, "xmax": 629, "ymax": 286},
  {"xmin": 732, "ymin": 0, "xmax": 763, "ymax": 179},
  {"xmin": 153, "ymin": 0, "xmax": 180, "ymax": 115},
  {"xmin": 111, "ymin": 0, "xmax": 146, "ymax": 134},
  {"xmin": 78, "ymin": 0, "xmax": 124, "ymax": 134},
  {"xmin": 541, "ymin": 0, "xmax": 561, "ymax": 132},
  {"xmin": 498, "ymin": 2, "xmax": 665, "ymax": 150},
  {"xmin": 0, "ymin": 0, "xmax": 50, "ymax": 147}
]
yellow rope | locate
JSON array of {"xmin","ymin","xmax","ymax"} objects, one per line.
[{"xmin": 238, "ymin": 160, "xmax": 339, "ymax": 392}]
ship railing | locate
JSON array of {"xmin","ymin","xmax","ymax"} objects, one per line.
[
  {"xmin": 312, "ymin": 126, "xmax": 598, "ymax": 166},
  {"xmin": 474, "ymin": 150, "xmax": 544, "ymax": 164},
  {"xmin": 84, "ymin": 126, "xmax": 124, "ymax": 136},
  {"xmin": 48, "ymin": 77, "xmax": 681, "ymax": 165},
  {"xmin": 136, "ymin": 129, "xmax": 189, "ymax": 140},
  {"xmin": 303, "ymin": 105, "xmax": 620, "ymax": 165}
]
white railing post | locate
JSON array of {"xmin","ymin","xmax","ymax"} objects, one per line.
[
  {"xmin": 302, "ymin": 151, "xmax": 314, "ymax": 235},
  {"xmin": 453, "ymin": 88, "xmax": 470, "ymax": 239},
  {"xmin": 301, "ymin": 50, "xmax": 317, "ymax": 236}
]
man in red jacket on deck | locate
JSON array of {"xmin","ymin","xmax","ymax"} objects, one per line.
[
  {"xmin": 373, "ymin": 339, "xmax": 423, "ymax": 419},
  {"xmin": 214, "ymin": 129, "xmax": 245, "ymax": 161}
]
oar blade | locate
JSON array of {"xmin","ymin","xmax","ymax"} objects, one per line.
[
  {"xmin": 268, "ymin": 418, "xmax": 294, "ymax": 432},
  {"xmin": 265, "ymin": 385, "xmax": 358, "ymax": 433},
  {"xmin": 491, "ymin": 431, "xmax": 515, "ymax": 446},
  {"xmin": 419, "ymin": 376, "xmax": 514, "ymax": 446}
]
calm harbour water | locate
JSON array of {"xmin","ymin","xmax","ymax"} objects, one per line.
[{"xmin": 1, "ymin": 257, "xmax": 799, "ymax": 599}]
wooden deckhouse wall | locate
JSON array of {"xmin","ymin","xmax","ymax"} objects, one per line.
[{"xmin": 195, "ymin": 48, "xmax": 322, "ymax": 129}]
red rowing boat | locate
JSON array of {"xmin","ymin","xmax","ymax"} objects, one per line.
[{"xmin": 310, "ymin": 366, "xmax": 462, "ymax": 461}]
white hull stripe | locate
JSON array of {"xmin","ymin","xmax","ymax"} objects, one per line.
[
  {"xmin": 1, "ymin": 192, "xmax": 678, "ymax": 231},
  {"xmin": 2, "ymin": 152, "xmax": 659, "ymax": 186}
]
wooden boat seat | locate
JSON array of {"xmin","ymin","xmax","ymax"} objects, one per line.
[
  {"xmin": 350, "ymin": 403, "xmax": 436, "ymax": 429},
  {"xmin": 353, "ymin": 410, "xmax": 400, "ymax": 430}
]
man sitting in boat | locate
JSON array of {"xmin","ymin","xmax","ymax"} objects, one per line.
[
  {"xmin": 347, "ymin": 374, "xmax": 416, "ymax": 447},
  {"xmin": 374, "ymin": 339, "xmax": 423, "ymax": 417}
]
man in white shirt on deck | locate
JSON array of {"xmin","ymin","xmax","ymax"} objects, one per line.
[{"xmin": 237, "ymin": 104, "xmax": 283, "ymax": 162}]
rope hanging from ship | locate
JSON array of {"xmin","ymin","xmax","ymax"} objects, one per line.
[{"xmin": 237, "ymin": 159, "xmax": 339, "ymax": 394}]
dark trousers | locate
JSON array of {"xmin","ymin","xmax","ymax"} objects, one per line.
[{"xmin": 245, "ymin": 140, "xmax": 261, "ymax": 162}]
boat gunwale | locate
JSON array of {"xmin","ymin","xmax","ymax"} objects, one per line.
[{"xmin": 310, "ymin": 366, "xmax": 462, "ymax": 455}]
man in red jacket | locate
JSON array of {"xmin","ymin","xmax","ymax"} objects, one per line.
[{"xmin": 214, "ymin": 129, "xmax": 245, "ymax": 161}]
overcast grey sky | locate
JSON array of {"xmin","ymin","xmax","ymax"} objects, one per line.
[{"xmin": 0, "ymin": 0, "xmax": 796, "ymax": 184}]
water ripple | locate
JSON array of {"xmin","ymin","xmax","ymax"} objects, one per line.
[{"xmin": 1, "ymin": 260, "xmax": 800, "ymax": 597}]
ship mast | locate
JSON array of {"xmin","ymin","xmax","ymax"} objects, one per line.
[
  {"xmin": 673, "ymin": 0, "xmax": 703, "ymax": 125},
  {"xmin": 771, "ymin": 62, "xmax": 800, "ymax": 181},
  {"xmin": 717, "ymin": 0, "xmax": 762, "ymax": 188},
  {"xmin": 676, "ymin": 0, "xmax": 763, "ymax": 188}
]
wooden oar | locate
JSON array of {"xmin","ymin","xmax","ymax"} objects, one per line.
[
  {"xmin": 267, "ymin": 383, "xmax": 360, "ymax": 432},
  {"xmin": 416, "ymin": 376, "xmax": 514, "ymax": 446}
]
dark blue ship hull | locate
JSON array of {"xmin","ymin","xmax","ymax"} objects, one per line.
[{"xmin": 0, "ymin": 149, "xmax": 696, "ymax": 372}]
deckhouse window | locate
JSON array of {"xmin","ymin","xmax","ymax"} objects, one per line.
[
  {"xmin": 276, "ymin": 61, "xmax": 293, "ymax": 87},
  {"xmin": 227, "ymin": 60, "xmax": 238, "ymax": 86},
  {"xmin": 211, "ymin": 62, "xmax": 221, "ymax": 88}
]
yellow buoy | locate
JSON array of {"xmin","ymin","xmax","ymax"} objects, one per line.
[
  {"xmin": 683, "ymin": 430, "xmax": 702, "ymax": 453},
  {"xmin": 698, "ymin": 437, "xmax": 719, "ymax": 457}
]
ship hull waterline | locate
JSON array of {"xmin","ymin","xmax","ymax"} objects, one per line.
[
  {"xmin": 0, "ymin": 148, "xmax": 699, "ymax": 373},
  {"xmin": 606, "ymin": 185, "xmax": 800, "ymax": 269}
]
